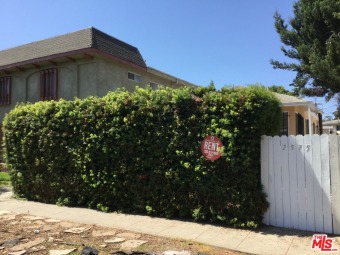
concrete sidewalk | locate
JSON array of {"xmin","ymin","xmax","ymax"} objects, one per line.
[{"xmin": 0, "ymin": 187, "xmax": 339, "ymax": 255}]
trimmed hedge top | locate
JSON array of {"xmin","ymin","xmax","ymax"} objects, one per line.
[{"xmin": 3, "ymin": 85, "xmax": 281, "ymax": 228}]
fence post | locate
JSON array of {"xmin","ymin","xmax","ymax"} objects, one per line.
[
  {"xmin": 261, "ymin": 135, "xmax": 270, "ymax": 225},
  {"xmin": 330, "ymin": 135, "xmax": 340, "ymax": 234}
]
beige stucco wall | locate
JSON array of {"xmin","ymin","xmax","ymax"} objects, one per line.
[
  {"xmin": 281, "ymin": 105, "xmax": 320, "ymax": 135},
  {"xmin": 0, "ymin": 55, "xmax": 188, "ymax": 123}
]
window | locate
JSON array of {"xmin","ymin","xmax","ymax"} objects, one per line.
[
  {"xmin": 279, "ymin": 112, "xmax": 289, "ymax": 136},
  {"xmin": 128, "ymin": 72, "xmax": 140, "ymax": 82},
  {"xmin": 40, "ymin": 68, "xmax": 58, "ymax": 100},
  {"xmin": 336, "ymin": 125, "xmax": 340, "ymax": 131},
  {"xmin": 0, "ymin": 77, "xmax": 11, "ymax": 105},
  {"xmin": 295, "ymin": 113, "xmax": 304, "ymax": 135},
  {"xmin": 150, "ymin": 82, "xmax": 159, "ymax": 90}
]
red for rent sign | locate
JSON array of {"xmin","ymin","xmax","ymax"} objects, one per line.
[{"xmin": 201, "ymin": 135, "xmax": 223, "ymax": 160}]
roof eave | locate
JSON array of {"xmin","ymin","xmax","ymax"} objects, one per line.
[
  {"xmin": 0, "ymin": 48, "xmax": 92, "ymax": 71},
  {"xmin": 281, "ymin": 101, "xmax": 322, "ymax": 114},
  {"xmin": 147, "ymin": 66, "xmax": 197, "ymax": 87},
  {"xmin": 281, "ymin": 102, "xmax": 313, "ymax": 107},
  {"xmin": 92, "ymin": 49, "xmax": 147, "ymax": 71},
  {"xmin": 0, "ymin": 47, "xmax": 147, "ymax": 73}
]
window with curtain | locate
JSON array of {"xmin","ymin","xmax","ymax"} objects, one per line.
[
  {"xmin": 0, "ymin": 76, "xmax": 11, "ymax": 105},
  {"xmin": 280, "ymin": 112, "xmax": 289, "ymax": 136},
  {"xmin": 40, "ymin": 68, "xmax": 58, "ymax": 100}
]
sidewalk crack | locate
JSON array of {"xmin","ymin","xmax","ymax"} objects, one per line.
[
  {"xmin": 235, "ymin": 231, "xmax": 251, "ymax": 249},
  {"xmin": 193, "ymin": 226, "xmax": 211, "ymax": 240},
  {"xmin": 284, "ymin": 236, "xmax": 295, "ymax": 255}
]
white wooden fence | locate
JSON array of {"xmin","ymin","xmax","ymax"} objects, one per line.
[{"xmin": 261, "ymin": 134, "xmax": 340, "ymax": 234}]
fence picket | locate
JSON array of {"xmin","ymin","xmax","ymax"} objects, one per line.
[
  {"xmin": 335, "ymin": 136, "xmax": 340, "ymax": 235},
  {"xmin": 273, "ymin": 136, "xmax": 284, "ymax": 227},
  {"xmin": 321, "ymin": 134, "xmax": 332, "ymax": 233},
  {"xmin": 330, "ymin": 135, "xmax": 340, "ymax": 234},
  {"xmin": 268, "ymin": 137, "xmax": 276, "ymax": 226},
  {"xmin": 280, "ymin": 136, "xmax": 290, "ymax": 228},
  {"xmin": 288, "ymin": 136, "xmax": 298, "ymax": 229},
  {"xmin": 304, "ymin": 135, "xmax": 315, "ymax": 231},
  {"xmin": 261, "ymin": 136, "xmax": 270, "ymax": 225},
  {"xmin": 296, "ymin": 135, "xmax": 307, "ymax": 231},
  {"xmin": 312, "ymin": 134, "xmax": 323, "ymax": 232}
]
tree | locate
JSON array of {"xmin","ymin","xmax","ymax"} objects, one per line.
[
  {"xmin": 323, "ymin": 115, "xmax": 333, "ymax": 121},
  {"xmin": 271, "ymin": 0, "xmax": 340, "ymax": 100},
  {"xmin": 333, "ymin": 96, "xmax": 340, "ymax": 119},
  {"xmin": 333, "ymin": 110, "xmax": 340, "ymax": 119},
  {"xmin": 267, "ymin": 85, "xmax": 296, "ymax": 96}
]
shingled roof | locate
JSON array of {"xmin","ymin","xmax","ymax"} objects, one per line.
[
  {"xmin": 274, "ymin": 93, "xmax": 311, "ymax": 105},
  {"xmin": 274, "ymin": 92, "xmax": 322, "ymax": 113},
  {"xmin": 0, "ymin": 27, "xmax": 146, "ymax": 70}
]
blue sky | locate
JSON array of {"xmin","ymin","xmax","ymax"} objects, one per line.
[{"xmin": 0, "ymin": 0, "xmax": 337, "ymax": 116}]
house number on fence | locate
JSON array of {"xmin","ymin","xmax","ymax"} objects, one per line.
[
  {"xmin": 282, "ymin": 144, "xmax": 311, "ymax": 151},
  {"xmin": 201, "ymin": 135, "xmax": 223, "ymax": 160}
]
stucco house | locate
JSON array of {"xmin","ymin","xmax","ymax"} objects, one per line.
[
  {"xmin": 274, "ymin": 93, "xmax": 323, "ymax": 136},
  {"xmin": 322, "ymin": 119, "xmax": 340, "ymax": 135},
  {"xmin": 0, "ymin": 27, "xmax": 195, "ymax": 123}
]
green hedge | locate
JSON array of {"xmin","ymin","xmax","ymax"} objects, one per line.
[{"xmin": 3, "ymin": 85, "xmax": 281, "ymax": 228}]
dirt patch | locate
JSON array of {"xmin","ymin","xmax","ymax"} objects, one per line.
[
  {"xmin": 0, "ymin": 211, "xmax": 246, "ymax": 255},
  {"xmin": 0, "ymin": 163, "xmax": 8, "ymax": 172}
]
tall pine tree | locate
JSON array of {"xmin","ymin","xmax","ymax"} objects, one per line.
[{"xmin": 271, "ymin": 0, "xmax": 340, "ymax": 100}]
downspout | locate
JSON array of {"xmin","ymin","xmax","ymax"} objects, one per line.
[
  {"xmin": 318, "ymin": 113, "xmax": 323, "ymax": 135},
  {"xmin": 308, "ymin": 103, "xmax": 312, "ymax": 135}
]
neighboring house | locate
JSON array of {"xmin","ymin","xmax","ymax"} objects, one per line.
[
  {"xmin": 274, "ymin": 93, "xmax": 323, "ymax": 136},
  {"xmin": 322, "ymin": 119, "xmax": 340, "ymax": 135},
  {"xmin": 0, "ymin": 27, "xmax": 195, "ymax": 123}
]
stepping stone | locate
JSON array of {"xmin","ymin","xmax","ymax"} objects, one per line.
[
  {"xmin": 120, "ymin": 240, "xmax": 148, "ymax": 249},
  {"xmin": 163, "ymin": 251, "xmax": 191, "ymax": 255},
  {"xmin": 116, "ymin": 232, "xmax": 141, "ymax": 239},
  {"xmin": 49, "ymin": 248, "xmax": 77, "ymax": 255},
  {"xmin": 30, "ymin": 245, "xmax": 46, "ymax": 252},
  {"xmin": 104, "ymin": 237, "xmax": 125, "ymax": 244},
  {"xmin": 92, "ymin": 230, "xmax": 116, "ymax": 237},
  {"xmin": 10, "ymin": 237, "xmax": 45, "ymax": 252},
  {"xmin": 23, "ymin": 215, "xmax": 45, "ymax": 221},
  {"xmin": 8, "ymin": 250, "xmax": 26, "ymax": 255},
  {"xmin": 64, "ymin": 227, "xmax": 91, "ymax": 234}
]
